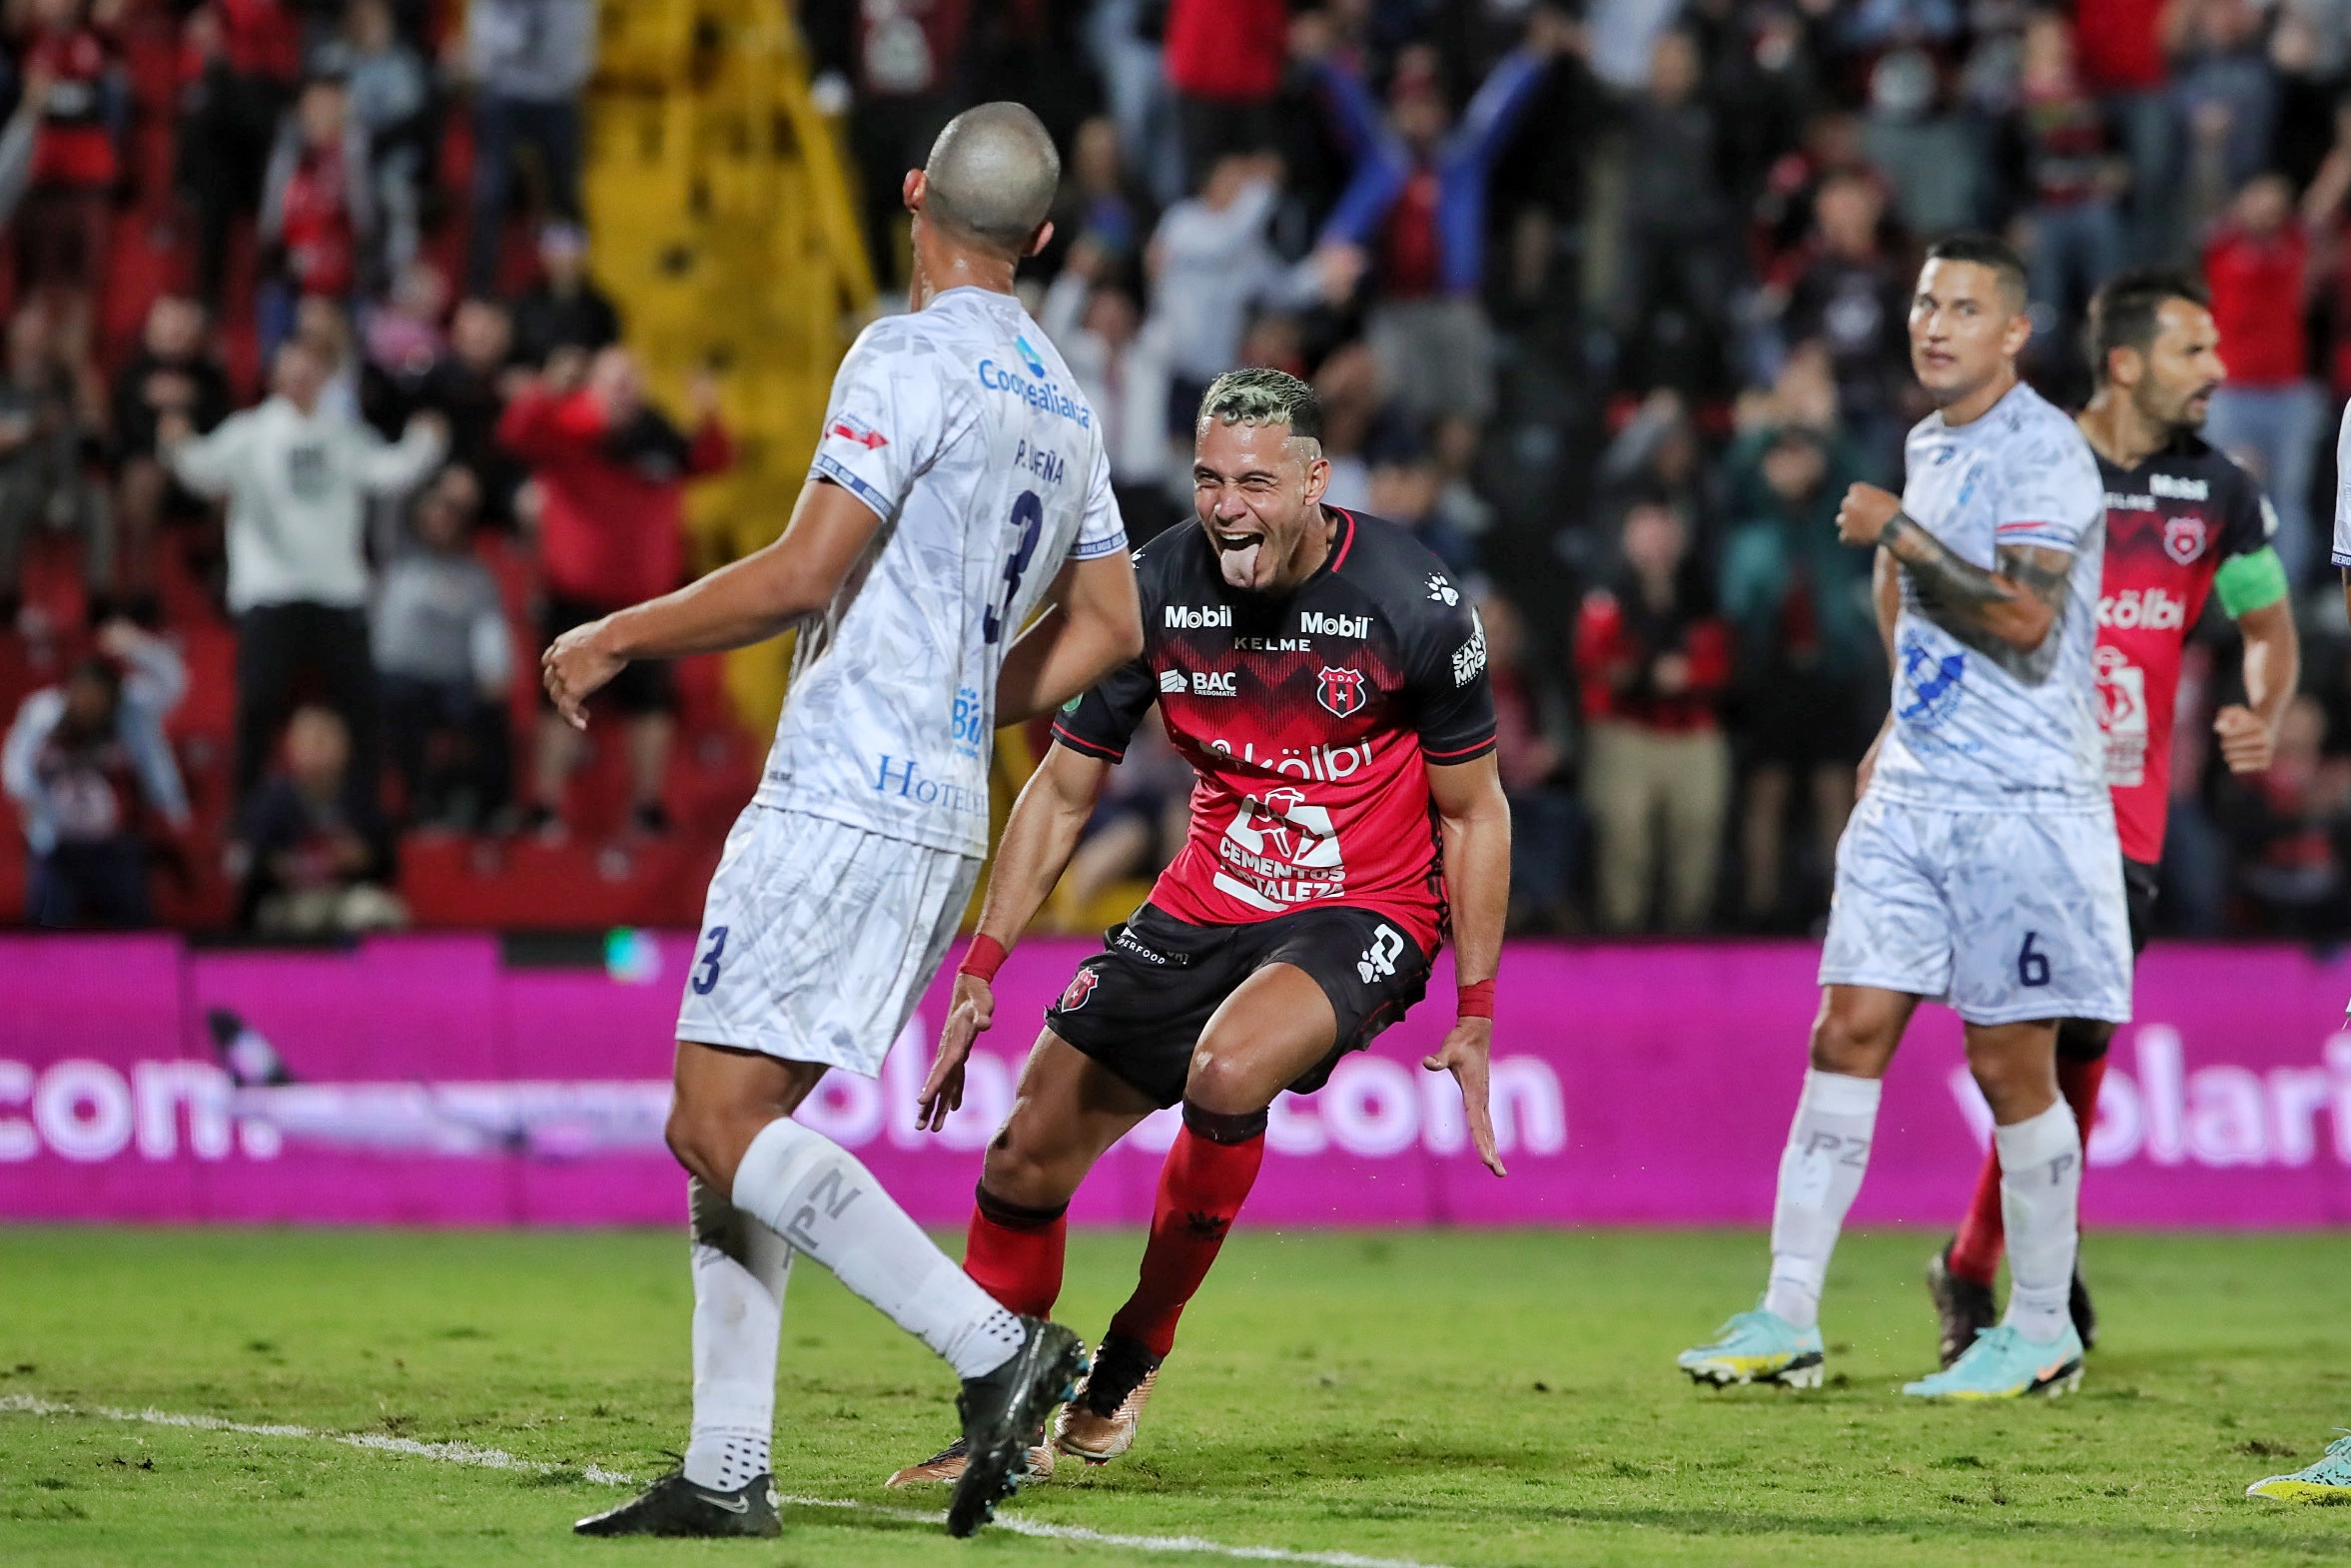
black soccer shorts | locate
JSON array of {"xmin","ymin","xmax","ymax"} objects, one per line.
[{"xmin": 1043, "ymin": 902, "xmax": 1433, "ymax": 1110}]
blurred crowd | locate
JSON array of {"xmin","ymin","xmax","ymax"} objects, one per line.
[
  {"xmin": 13, "ymin": 0, "xmax": 2351, "ymax": 940},
  {"xmin": 0, "ymin": 0, "xmax": 731, "ymax": 935},
  {"xmin": 844, "ymin": 0, "xmax": 2351, "ymax": 940}
]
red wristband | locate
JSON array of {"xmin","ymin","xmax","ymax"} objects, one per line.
[
  {"xmin": 959, "ymin": 934, "xmax": 1008, "ymax": 982},
  {"xmin": 1458, "ymin": 980, "xmax": 1495, "ymax": 1020}
]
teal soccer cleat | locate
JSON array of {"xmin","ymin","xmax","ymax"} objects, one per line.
[
  {"xmin": 2247, "ymin": 1431, "xmax": 2351, "ymax": 1503},
  {"xmin": 1903, "ymin": 1322, "xmax": 2083, "ymax": 1399},
  {"xmin": 1677, "ymin": 1308, "xmax": 1826, "ymax": 1387}
]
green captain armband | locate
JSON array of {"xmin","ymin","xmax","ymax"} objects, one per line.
[{"xmin": 2214, "ymin": 545, "xmax": 2289, "ymax": 618}]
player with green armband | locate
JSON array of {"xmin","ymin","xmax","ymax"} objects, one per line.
[{"xmin": 1925, "ymin": 268, "xmax": 2299, "ymax": 1370}]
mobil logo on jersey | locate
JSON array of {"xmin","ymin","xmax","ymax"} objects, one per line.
[
  {"xmin": 1214, "ymin": 784, "xmax": 1344, "ymax": 910},
  {"xmin": 1896, "ymin": 633, "xmax": 1964, "ymax": 727},
  {"xmin": 2098, "ymin": 585, "xmax": 2188, "ymax": 630}
]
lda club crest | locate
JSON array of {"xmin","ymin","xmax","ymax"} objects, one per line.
[
  {"xmin": 1316, "ymin": 666, "xmax": 1367, "ymax": 719},
  {"xmin": 2162, "ymin": 512, "xmax": 2207, "ymax": 565}
]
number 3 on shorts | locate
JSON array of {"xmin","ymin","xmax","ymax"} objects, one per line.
[
  {"xmin": 2016, "ymin": 931, "xmax": 2050, "ymax": 988},
  {"xmin": 692, "ymin": 926, "xmax": 730, "ymax": 996}
]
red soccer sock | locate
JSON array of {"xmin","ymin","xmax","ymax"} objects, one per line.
[
  {"xmin": 1949, "ymin": 1055, "xmax": 2109, "ymax": 1288},
  {"xmin": 1948, "ymin": 1149, "xmax": 2005, "ymax": 1286},
  {"xmin": 962, "ymin": 1184, "xmax": 1068, "ymax": 1318},
  {"xmin": 2058, "ymin": 1054, "xmax": 2107, "ymax": 1147},
  {"xmin": 1107, "ymin": 1112, "xmax": 1267, "ymax": 1358}
]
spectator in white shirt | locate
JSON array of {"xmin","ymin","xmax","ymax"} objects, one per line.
[{"xmin": 162, "ymin": 337, "xmax": 445, "ymax": 813}]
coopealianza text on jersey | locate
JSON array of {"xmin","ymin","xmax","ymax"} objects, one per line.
[{"xmin": 977, "ymin": 355, "xmax": 1094, "ymax": 426}]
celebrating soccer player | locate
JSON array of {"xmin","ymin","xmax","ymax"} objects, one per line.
[
  {"xmin": 885, "ymin": 368, "xmax": 1510, "ymax": 1483},
  {"xmin": 1924, "ymin": 269, "xmax": 2298, "ymax": 1367},
  {"xmin": 547, "ymin": 104, "xmax": 1147, "ymax": 1539},
  {"xmin": 1676, "ymin": 235, "xmax": 2130, "ymax": 1399}
]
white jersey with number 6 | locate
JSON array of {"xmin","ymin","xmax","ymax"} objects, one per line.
[{"xmin": 755, "ymin": 286, "xmax": 1128, "ymax": 857}]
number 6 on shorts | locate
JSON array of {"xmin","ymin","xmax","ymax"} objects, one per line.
[{"xmin": 2015, "ymin": 931, "xmax": 2050, "ymax": 988}]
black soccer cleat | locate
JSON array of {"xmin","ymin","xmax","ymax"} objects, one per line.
[
  {"xmin": 1926, "ymin": 1239, "xmax": 1996, "ymax": 1370},
  {"xmin": 2070, "ymin": 1263, "xmax": 2097, "ymax": 1352},
  {"xmin": 947, "ymin": 1316, "xmax": 1087, "ymax": 1538},
  {"xmin": 571, "ymin": 1469, "xmax": 781, "ymax": 1538}
]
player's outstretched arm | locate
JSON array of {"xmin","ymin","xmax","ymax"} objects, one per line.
[
  {"xmin": 1427, "ymin": 751, "xmax": 1511, "ymax": 1177},
  {"xmin": 918, "ymin": 743, "xmax": 1115, "ymax": 1130},
  {"xmin": 541, "ymin": 477, "xmax": 884, "ymax": 728},
  {"xmin": 994, "ymin": 550, "xmax": 1145, "ymax": 727},
  {"xmin": 1836, "ymin": 481, "xmax": 2070, "ymax": 675}
]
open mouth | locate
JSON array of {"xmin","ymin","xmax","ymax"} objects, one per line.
[{"xmin": 1211, "ymin": 527, "xmax": 1264, "ymax": 588}]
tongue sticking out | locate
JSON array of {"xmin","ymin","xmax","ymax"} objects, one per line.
[{"xmin": 1215, "ymin": 537, "xmax": 1262, "ymax": 590}]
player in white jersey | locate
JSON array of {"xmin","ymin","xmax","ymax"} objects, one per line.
[
  {"xmin": 547, "ymin": 104, "xmax": 1145, "ymax": 1540},
  {"xmin": 1677, "ymin": 235, "xmax": 2129, "ymax": 1399}
]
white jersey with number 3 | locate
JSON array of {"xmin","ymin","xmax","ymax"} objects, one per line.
[{"xmin": 754, "ymin": 287, "xmax": 1128, "ymax": 857}]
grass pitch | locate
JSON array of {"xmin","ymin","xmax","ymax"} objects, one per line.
[{"xmin": 0, "ymin": 1226, "xmax": 2344, "ymax": 1567}]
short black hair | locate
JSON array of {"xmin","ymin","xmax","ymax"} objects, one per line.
[
  {"xmin": 2086, "ymin": 267, "xmax": 2211, "ymax": 384},
  {"xmin": 1921, "ymin": 233, "xmax": 2028, "ymax": 310}
]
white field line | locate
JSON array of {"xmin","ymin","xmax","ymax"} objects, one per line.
[{"xmin": 1, "ymin": 1393, "xmax": 1456, "ymax": 1568}]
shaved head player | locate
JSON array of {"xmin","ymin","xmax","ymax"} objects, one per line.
[{"xmin": 551, "ymin": 103, "xmax": 1145, "ymax": 1539}]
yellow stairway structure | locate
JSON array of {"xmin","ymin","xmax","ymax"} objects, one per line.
[{"xmin": 583, "ymin": 0, "xmax": 876, "ymax": 737}]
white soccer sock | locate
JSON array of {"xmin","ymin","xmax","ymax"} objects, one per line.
[
  {"xmin": 682, "ymin": 1179, "xmax": 792, "ymax": 1493},
  {"xmin": 730, "ymin": 1116, "xmax": 1026, "ymax": 1380},
  {"xmin": 1762, "ymin": 1070, "xmax": 1882, "ymax": 1331},
  {"xmin": 1995, "ymin": 1102, "xmax": 2082, "ymax": 1344}
]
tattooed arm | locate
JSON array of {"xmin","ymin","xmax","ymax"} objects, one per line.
[{"xmin": 1835, "ymin": 481, "xmax": 2073, "ymax": 683}]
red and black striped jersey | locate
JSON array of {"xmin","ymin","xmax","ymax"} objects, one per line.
[
  {"xmin": 2093, "ymin": 433, "xmax": 2274, "ymax": 863},
  {"xmin": 1052, "ymin": 507, "xmax": 1496, "ymax": 953}
]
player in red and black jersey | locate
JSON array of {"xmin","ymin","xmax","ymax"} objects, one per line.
[
  {"xmin": 886, "ymin": 369, "xmax": 1511, "ymax": 1484},
  {"xmin": 1926, "ymin": 269, "xmax": 2299, "ymax": 1364}
]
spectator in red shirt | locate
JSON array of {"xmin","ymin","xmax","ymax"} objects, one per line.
[
  {"xmin": 498, "ymin": 347, "xmax": 732, "ymax": 839},
  {"xmin": 1573, "ymin": 495, "xmax": 1732, "ymax": 932},
  {"xmin": 2202, "ymin": 173, "xmax": 2321, "ymax": 580},
  {"xmin": 17, "ymin": 0, "xmax": 123, "ymax": 328},
  {"xmin": 1166, "ymin": 0, "xmax": 1287, "ymax": 191},
  {"xmin": 261, "ymin": 74, "xmax": 375, "ymax": 342},
  {"xmin": 176, "ymin": 0, "xmax": 302, "ymax": 310}
]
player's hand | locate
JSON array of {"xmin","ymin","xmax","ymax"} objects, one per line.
[
  {"xmin": 1835, "ymin": 482, "xmax": 1902, "ymax": 547},
  {"xmin": 1425, "ymin": 1018, "xmax": 1506, "ymax": 1177},
  {"xmin": 541, "ymin": 618, "xmax": 625, "ymax": 730},
  {"xmin": 918, "ymin": 973, "xmax": 994, "ymax": 1132},
  {"xmin": 2213, "ymin": 703, "xmax": 2275, "ymax": 774}
]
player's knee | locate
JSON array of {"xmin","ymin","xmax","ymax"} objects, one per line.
[
  {"xmin": 1808, "ymin": 1010, "xmax": 1897, "ymax": 1078},
  {"xmin": 981, "ymin": 1122, "xmax": 1070, "ymax": 1209},
  {"xmin": 663, "ymin": 1101, "xmax": 749, "ymax": 1192},
  {"xmin": 1182, "ymin": 1047, "xmax": 1269, "ymax": 1118}
]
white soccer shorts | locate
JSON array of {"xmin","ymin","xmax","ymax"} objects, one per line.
[
  {"xmin": 1818, "ymin": 794, "xmax": 2133, "ymax": 1026},
  {"xmin": 674, "ymin": 805, "xmax": 983, "ymax": 1077}
]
